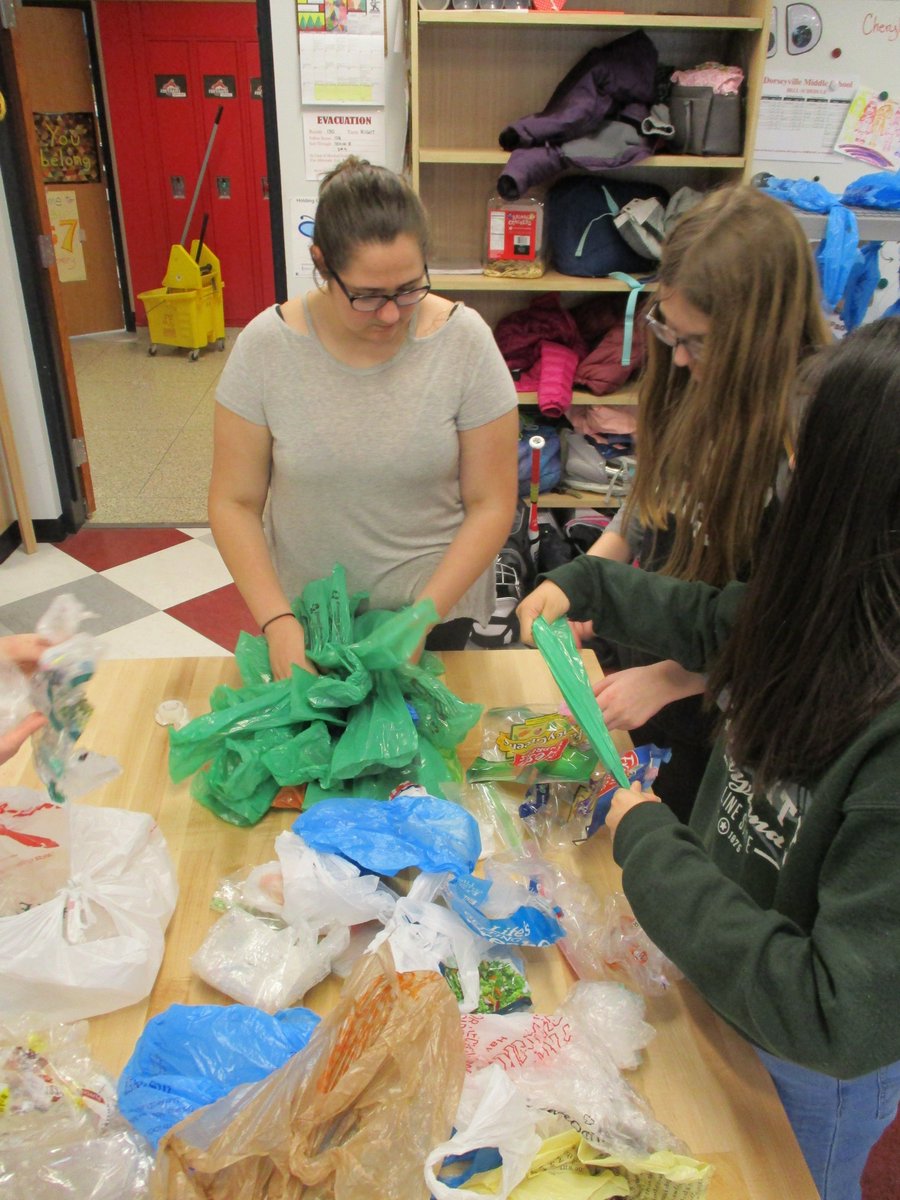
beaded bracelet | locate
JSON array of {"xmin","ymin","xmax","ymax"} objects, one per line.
[{"xmin": 260, "ymin": 611, "xmax": 297, "ymax": 634}]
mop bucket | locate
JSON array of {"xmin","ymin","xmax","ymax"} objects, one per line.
[{"xmin": 139, "ymin": 241, "xmax": 225, "ymax": 361}]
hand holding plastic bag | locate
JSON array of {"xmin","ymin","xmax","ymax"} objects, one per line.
[{"xmin": 531, "ymin": 617, "xmax": 630, "ymax": 793}]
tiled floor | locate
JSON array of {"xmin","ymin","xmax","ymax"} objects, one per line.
[
  {"xmin": 0, "ymin": 526, "xmax": 257, "ymax": 658},
  {"xmin": 70, "ymin": 327, "xmax": 239, "ymax": 525}
]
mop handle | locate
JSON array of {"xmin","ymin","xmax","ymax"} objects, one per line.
[
  {"xmin": 180, "ymin": 106, "xmax": 224, "ymax": 248},
  {"xmin": 528, "ymin": 435, "xmax": 545, "ymax": 534}
]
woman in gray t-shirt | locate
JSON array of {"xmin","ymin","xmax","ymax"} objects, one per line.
[{"xmin": 209, "ymin": 157, "xmax": 518, "ymax": 678}]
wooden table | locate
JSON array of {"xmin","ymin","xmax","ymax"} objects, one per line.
[{"xmin": 0, "ymin": 651, "xmax": 816, "ymax": 1198}]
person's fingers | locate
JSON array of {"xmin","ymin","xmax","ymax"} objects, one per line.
[{"xmin": 0, "ymin": 712, "xmax": 47, "ymax": 765}]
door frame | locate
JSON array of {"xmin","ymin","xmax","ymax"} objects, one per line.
[
  {"xmin": 23, "ymin": 0, "xmax": 134, "ymax": 329},
  {"xmin": 0, "ymin": 6, "xmax": 86, "ymax": 537}
]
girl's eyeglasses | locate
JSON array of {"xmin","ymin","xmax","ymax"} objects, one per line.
[
  {"xmin": 326, "ymin": 262, "xmax": 431, "ymax": 312},
  {"xmin": 645, "ymin": 301, "xmax": 706, "ymax": 362}
]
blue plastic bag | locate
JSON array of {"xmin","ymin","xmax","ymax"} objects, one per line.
[
  {"xmin": 118, "ymin": 1003, "xmax": 319, "ymax": 1149},
  {"xmin": 292, "ymin": 791, "xmax": 482, "ymax": 876},
  {"xmin": 842, "ymin": 169, "xmax": 900, "ymax": 210},
  {"xmin": 445, "ymin": 872, "xmax": 565, "ymax": 946},
  {"xmin": 841, "ymin": 241, "xmax": 884, "ymax": 332},
  {"xmin": 816, "ymin": 205, "xmax": 861, "ymax": 307}
]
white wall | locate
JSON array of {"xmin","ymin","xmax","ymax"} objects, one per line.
[
  {"xmin": 752, "ymin": 1, "xmax": 900, "ymax": 192},
  {"xmin": 268, "ymin": 0, "xmax": 408, "ymax": 292},
  {"xmin": 0, "ymin": 181, "xmax": 62, "ymax": 522}
]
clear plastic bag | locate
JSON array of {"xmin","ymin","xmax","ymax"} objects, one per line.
[
  {"xmin": 155, "ymin": 945, "xmax": 466, "ymax": 1200},
  {"xmin": 460, "ymin": 981, "xmax": 683, "ymax": 1159},
  {"xmin": 467, "ymin": 706, "xmax": 599, "ymax": 785},
  {"xmin": 191, "ymin": 906, "xmax": 348, "ymax": 1012},
  {"xmin": 593, "ymin": 892, "xmax": 683, "ymax": 995},
  {"xmin": 0, "ymin": 1015, "xmax": 153, "ymax": 1199}
]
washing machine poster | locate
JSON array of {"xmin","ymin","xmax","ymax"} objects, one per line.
[{"xmin": 755, "ymin": 3, "xmax": 899, "ymax": 177}]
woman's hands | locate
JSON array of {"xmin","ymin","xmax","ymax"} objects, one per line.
[
  {"xmin": 265, "ymin": 618, "xmax": 318, "ymax": 680},
  {"xmin": 516, "ymin": 581, "xmax": 571, "ymax": 643},
  {"xmin": 0, "ymin": 635, "xmax": 50, "ymax": 765},
  {"xmin": 606, "ymin": 780, "xmax": 660, "ymax": 838}
]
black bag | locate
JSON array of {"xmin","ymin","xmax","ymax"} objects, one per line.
[
  {"xmin": 547, "ymin": 177, "xmax": 669, "ymax": 277},
  {"xmin": 669, "ymin": 85, "xmax": 742, "ymax": 156}
]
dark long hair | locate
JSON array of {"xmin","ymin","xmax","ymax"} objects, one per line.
[
  {"xmin": 312, "ymin": 156, "xmax": 429, "ymax": 273},
  {"xmin": 709, "ymin": 317, "xmax": 900, "ymax": 788}
]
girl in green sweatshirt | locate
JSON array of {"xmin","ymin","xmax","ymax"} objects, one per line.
[{"xmin": 517, "ymin": 316, "xmax": 900, "ymax": 1200}]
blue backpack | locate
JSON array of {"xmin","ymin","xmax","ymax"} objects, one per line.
[{"xmin": 547, "ymin": 176, "xmax": 669, "ymax": 277}]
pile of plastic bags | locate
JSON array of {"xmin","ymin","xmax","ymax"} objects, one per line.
[{"xmin": 168, "ymin": 566, "xmax": 483, "ymax": 824}]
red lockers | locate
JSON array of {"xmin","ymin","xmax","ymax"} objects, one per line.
[{"xmin": 96, "ymin": 2, "xmax": 275, "ymax": 327}]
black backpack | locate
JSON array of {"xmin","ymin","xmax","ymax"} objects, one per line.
[{"xmin": 547, "ymin": 176, "xmax": 669, "ymax": 277}]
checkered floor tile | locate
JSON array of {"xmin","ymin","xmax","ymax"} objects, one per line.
[{"xmin": 0, "ymin": 527, "xmax": 258, "ymax": 658}]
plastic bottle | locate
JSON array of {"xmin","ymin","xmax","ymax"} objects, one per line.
[{"xmin": 483, "ymin": 191, "xmax": 546, "ymax": 278}]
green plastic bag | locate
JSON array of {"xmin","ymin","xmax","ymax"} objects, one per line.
[
  {"xmin": 532, "ymin": 616, "xmax": 630, "ymax": 790},
  {"xmin": 168, "ymin": 566, "xmax": 480, "ymax": 825}
]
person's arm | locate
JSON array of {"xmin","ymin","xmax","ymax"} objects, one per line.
[
  {"xmin": 415, "ymin": 409, "xmax": 519, "ymax": 623},
  {"xmin": 606, "ymin": 746, "xmax": 900, "ymax": 1077},
  {"xmin": 208, "ymin": 405, "xmax": 314, "ymax": 679},
  {"xmin": 519, "ymin": 556, "xmax": 745, "ymax": 670}
]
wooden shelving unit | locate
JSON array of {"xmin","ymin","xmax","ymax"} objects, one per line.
[{"xmin": 410, "ymin": 0, "xmax": 772, "ymax": 502}]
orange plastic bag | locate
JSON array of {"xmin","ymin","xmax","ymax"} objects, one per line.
[{"xmin": 153, "ymin": 944, "xmax": 465, "ymax": 1199}]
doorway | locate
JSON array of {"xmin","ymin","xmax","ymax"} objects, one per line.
[{"xmin": 9, "ymin": 0, "xmax": 281, "ymax": 528}]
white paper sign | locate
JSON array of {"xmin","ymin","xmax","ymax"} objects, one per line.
[
  {"xmin": 290, "ymin": 196, "xmax": 318, "ymax": 284},
  {"xmin": 299, "ymin": 33, "xmax": 385, "ymax": 106},
  {"xmin": 302, "ymin": 109, "xmax": 386, "ymax": 181},
  {"xmin": 756, "ymin": 73, "xmax": 857, "ymax": 163}
]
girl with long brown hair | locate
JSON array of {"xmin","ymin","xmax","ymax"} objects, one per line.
[{"xmin": 578, "ymin": 185, "xmax": 831, "ymax": 819}]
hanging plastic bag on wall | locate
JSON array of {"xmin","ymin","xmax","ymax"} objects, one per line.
[{"xmin": 155, "ymin": 945, "xmax": 466, "ymax": 1200}]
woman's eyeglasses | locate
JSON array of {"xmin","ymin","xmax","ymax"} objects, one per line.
[
  {"xmin": 326, "ymin": 262, "xmax": 432, "ymax": 312},
  {"xmin": 645, "ymin": 301, "xmax": 706, "ymax": 362}
]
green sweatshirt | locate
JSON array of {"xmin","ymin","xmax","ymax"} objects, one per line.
[{"xmin": 545, "ymin": 556, "xmax": 900, "ymax": 1079}]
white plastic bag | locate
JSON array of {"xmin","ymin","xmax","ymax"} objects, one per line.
[
  {"xmin": 0, "ymin": 787, "xmax": 72, "ymax": 916},
  {"xmin": 0, "ymin": 805, "xmax": 177, "ymax": 1023},
  {"xmin": 425, "ymin": 1065, "xmax": 541, "ymax": 1200},
  {"xmin": 460, "ymin": 982, "xmax": 683, "ymax": 1158},
  {"xmin": 191, "ymin": 906, "xmax": 348, "ymax": 1012},
  {"xmin": 367, "ymin": 872, "xmax": 490, "ymax": 1012},
  {"xmin": 275, "ymin": 830, "xmax": 398, "ymax": 931}
]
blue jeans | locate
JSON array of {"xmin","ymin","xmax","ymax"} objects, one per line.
[{"xmin": 756, "ymin": 1047, "xmax": 900, "ymax": 1200}]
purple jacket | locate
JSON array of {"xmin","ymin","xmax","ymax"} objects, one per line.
[{"xmin": 497, "ymin": 31, "xmax": 658, "ymax": 200}]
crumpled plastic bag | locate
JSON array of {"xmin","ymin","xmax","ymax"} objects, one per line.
[
  {"xmin": 191, "ymin": 906, "xmax": 349, "ymax": 1012},
  {"xmin": 168, "ymin": 565, "xmax": 482, "ymax": 825},
  {"xmin": 117, "ymin": 1003, "xmax": 320, "ymax": 1150},
  {"xmin": 367, "ymin": 871, "xmax": 491, "ymax": 1012},
  {"xmin": 460, "ymin": 982, "xmax": 682, "ymax": 1160},
  {"xmin": 0, "ymin": 805, "xmax": 177, "ymax": 1023},
  {"xmin": 0, "ymin": 1015, "xmax": 153, "ymax": 1199},
  {"xmin": 154, "ymin": 944, "xmax": 466, "ymax": 1200},
  {"xmin": 841, "ymin": 167, "xmax": 900, "ymax": 210},
  {"xmin": 292, "ymin": 790, "xmax": 482, "ymax": 876}
]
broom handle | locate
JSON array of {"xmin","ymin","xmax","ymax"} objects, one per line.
[{"xmin": 180, "ymin": 106, "xmax": 224, "ymax": 248}]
